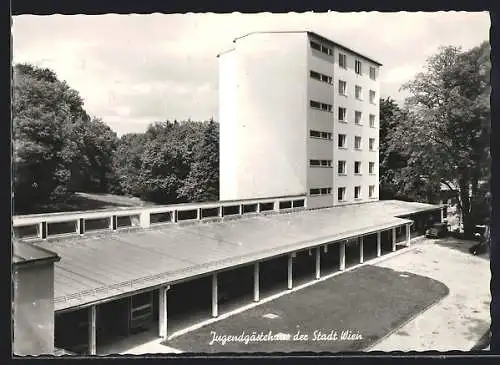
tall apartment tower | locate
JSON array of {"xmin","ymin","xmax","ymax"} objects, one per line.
[{"xmin": 218, "ymin": 31, "xmax": 381, "ymax": 209}]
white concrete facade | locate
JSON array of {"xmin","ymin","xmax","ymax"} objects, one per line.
[{"xmin": 218, "ymin": 31, "xmax": 381, "ymax": 209}]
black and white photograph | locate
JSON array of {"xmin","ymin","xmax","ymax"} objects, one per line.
[{"xmin": 11, "ymin": 11, "xmax": 492, "ymax": 356}]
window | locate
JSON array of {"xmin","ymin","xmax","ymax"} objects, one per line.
[
  {"xmin": 310, "ymin": 130, "xmax": 321, "ymax": 138},
  {"xmin": 310, "ymin": 187, "xmax": 332, "ymax": 196},
  {"xmin": 369, "ymin": 185, "xmax": 375, "ymax": 198},
  {"xmin": 321, "ymin": 45, "xmax": 333, "ymax": 56},
  {"xmin": 355, "ymin": 85, "xmax": 362, "ymax": 100},
  {"xmin": 321, "ymin": 132, "xmax": 332, "ymax": 139},
  {"xmin": 338, "ymin": 187, "xmax": 346, "ymax": 202},
  {"xmin": 338, "ymin": 134, "xmax": 346, "ymax": 148},
  {"xmin": 321, "ymin": 103, "xmax": 332, "ymax": 112},
  {"xmin": 369, "ymin": 162, "xmax": 375, "ymax": 174},
  {"xmin": 369, "ymin": 114, "xmax": 376, "ymax": 128},
  {"xmin": 311, "ymin": 41, "xmax": 332, "ymax": 55},
  {"xmin": 339, "ymin": 53, "xmax": 347, "ymax": 68},
  {"xmin": 369, "ymin": 138, "xmax": 375, "ymax": 151},
  {"xmin": 310, "ymin": 70, "xmax": 321, "ymax": 81},
  {"xmin": 339, "ymin": 80, "xmax": 347, "ymax": 95},
  {"xmin": 309, "ymin": 188, "xmax": 332, "ymax": 196},
  {"xmin": 370, "ymin": 66, "xmax": 377, "ymax": 80},
  {"xmin": 354, "ymin": 161, "xmax": 362, "ymax": 174},
  {"xmin": 310, "ymin": 188, "xmax": 320, "ymax": 196},
  {"xmin": 338, "ymin": 107, "xmax": 347, "ymax": 122},
  {"xmin": 355, "ymin": 111, "xmax": 362, "ymax": 125},
  {"xmin": 310, "ymin": 100, "xmax": 321, "ymax": 109},
  {"xmin": 310, "ymin": 130, "xmax": 332, "ymax": 140},
  {"xmin": 369, "ymin": 90, "xmax": 376, "ymax": 104},
  {"xmin": 310, "ymin": 159, "xmax": 332, "ymax": 168},
  {"xmin": 310, "ymin": 41, "xmax": 321, "ymax": 51},
  {"xmin": 310, "ymin": 70, "xmax": 332, "ymax": 84},
  {"xmin": 338, "ymin": 160, "xmax": 346, "ymax": 174},
  {"xmin": 355, "ymin": 60, "xmax": 362, "ymax": 75},
  {"xmin": 354, "ymin": 186, "xmax": 361, "ymax": 199},
  {"xmin": 355, "ymin": 136, "xmax": 362, "ymax": 149},
  {"xmin": 311, "ymin": 100, "xmax": 332, "ymax": 112},
  {"xmin": 321, "ymin": 74, "xmax": 333, "ymax": 84}
]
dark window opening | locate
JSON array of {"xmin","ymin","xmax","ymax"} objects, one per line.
[
  {"xmin": 201, "ymin": 207, "xmax": 219, "ymax": 219},
  {"xmin": 259, "ymin": 202, "xmax": 274, "ymax": 212},
  {"xmin": 222, "ymin": 205, "xmax": 239, "ymax": 216},
  {"xmin": 150, "ymin": 211, "xmax": 172, "ymax": 224},
  {"xmin": 47, "ymin": 221, "xmax": 78, "ymax": 236},
  {"xmin": 85, "ymin": 218, "xmax": 111, "ymax": 232},
  {"xmin": 242, "ymin": 204, "xmax": 258, "ymax": 214},
  {"xmin": 279, "ymin": 201, "xmax": 292, "ymax": 210},
  {"xmin": 14, "ymin": 225, "xmax": 39, "ymax": 239},
  {"xmin": 177, "ymin": 209, "xmax": 198, "ymax": 221}
]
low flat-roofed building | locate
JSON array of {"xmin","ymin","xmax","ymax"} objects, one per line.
[
  {"xmin": 13, "ymin": 198, "xmax": 443, "ymax": 354},
  {"xmin": 12, "ymin": 240, "xmax": 60, "ymax": 356}
]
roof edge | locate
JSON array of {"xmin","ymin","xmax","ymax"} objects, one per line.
[{"xmin": 232, "ymin": 30, "xmax": 383, "ymax": 66}]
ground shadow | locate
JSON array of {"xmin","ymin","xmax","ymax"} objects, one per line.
[{"xmin": 432, "ymin": 237, "xmax": 489, "ymax": 261}]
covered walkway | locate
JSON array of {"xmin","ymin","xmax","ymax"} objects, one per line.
[{"xmin": 32, "ymin": 200, "xmax": 442, "ymax": 354}]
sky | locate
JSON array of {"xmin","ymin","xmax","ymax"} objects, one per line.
[{"xmin": 12, "ymin": 12, "xmax": 490, "ymax": 136}]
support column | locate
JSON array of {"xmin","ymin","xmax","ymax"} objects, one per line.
[
  {"xmin": 315, "ymin": 247, "xmax": 321, "ymax": 280},
  {"xmin": 440, "ymin": 208, "xmax": 444, "ymax": 223},
  {"xmin": 88, "ymin": 305, "xmax": 97, "ymax": 355},
  {"xmin": 212, "ymin": 273, "xmax": 218, "ymax": 318},
  {"xmin": 159, "ymin": 286, "xmax": 169, "ymax": 339},
  {"xmin": 287, "ymin": 254, "xmax": 293, "ymax": 290},
  {"xmin": 339, "ymin": 242, "xmax": 346, "ymax": 271},
  {"xmin": 253, "ymin": 262, "xmax": 260, "ymax": 302},
  {"xmin": 359, "ymin": 237, "xmax": 364, "ymax": 264},
  {"xmin": 392, "ymin": 227, "xmax": 397, "ymax": 252},
  {"xmin": 406, "ymin": 223, "xmax": 411, "ymax": 247},
  {"xmin": 376, "ymin": 232, "xmax": 381, "ymax": 257}
]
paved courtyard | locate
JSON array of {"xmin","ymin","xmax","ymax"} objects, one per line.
[
  {"xmin": 369, "ymin": 238, "xmax": 491, "ymax": 352},
  {"xmin": 118, "ymin": 237, "xmax": 490, "ymax": 354}
]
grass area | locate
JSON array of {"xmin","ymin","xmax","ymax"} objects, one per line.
[{"xmin": 165, "ymin": 264, "xmax": 449, "ymax": 353}]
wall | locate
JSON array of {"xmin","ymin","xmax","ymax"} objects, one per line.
[
  {"xmin": 331, "ymin": 44, "xmax": 380, "ymax": 206},
  {"xmin": 13, "ymin": 262, "xmax": 55, "ymax": 355},
  {"xmin": 219, "ymin": 49, "xmax": 238, "ymax": 200},
  {"xmin": 219, "ymin": 32, "xmax": 308, "ymax": 200}
]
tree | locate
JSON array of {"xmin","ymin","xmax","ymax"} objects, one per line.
[
  {"xmin": 112, "ymin": 133, "xmax": 149, "ymax": 196},
  {"xmin": 12, "ymin": 63, "xmax": 119, "ymax": 213},
  {"xmin": 378, "ymin": 97, "xmax": 407, "ymax": 200},
  {"xmin": 178, "ymin": 120, "xmax": 219, "ymax": 202},
  {"xmin": 13, "ymin": 64, "xmax": 88, "ymax": 213},
  {"xmin": 388, "ymin": 42, "xmax": 490, "ymax": 236}
]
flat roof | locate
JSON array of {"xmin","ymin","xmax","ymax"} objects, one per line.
[
  {"xmin": 232, "ymin": 31, "xmax": 383, "ymax": 66},
  {"xmin": 13, "ymin": 240, "xmax": 60, "ymax": 265},
  {"xmin": 34, "ymin": 200, "xmax": 439, "ymax": 312}
]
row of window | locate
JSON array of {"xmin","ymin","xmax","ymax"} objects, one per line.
[
  {"xmin": 309, "ymin": 130, "xmax": 332, "ymax": 140},
  {"xmin": 338, "ymin": 134, "xmax": 377, "ymax": 151},
  {"xmin": 338, "ymin": 160, "xmax": 376, "ymax": 174},
  {"xmin": 337, "ymin": 185, "xmax": 377, "ymax": 201},
  {"xmin": 310, "ymin": 187, "xmax": 332, "ymax": 196},
  {"xmin": 310, "ymin": 70, "xmax": 333, "ymax": 84},
  {"xmin": 338, "ymin": 108, "xmax": 377, "ymax": 127},
  {"xmin": 310, "ymin": 41, "xmax": 333, "ymax": 56},
  {"xmin": 310, "ymin": 100, "xmax": 333, "ymax": 112},
  {"xmin": 310, "ymin": 131, "xmax": 376, "ymax": 151},
  {"xmin": 309, "ymin": 159, "xmax": 376, "ymax": 174},
  {"xmin": 310, "ymin": 159, "xmax": 332, "ymax": 167},
  {"xmin": 309, "ymin": 185, "xmax": 377, "ymax": 200},
  {"xmin": 339, "ymin": 81, "xmax": 377, "ymax": 103},
  {"xmin": 309, "ymin": 41, "xmax": 377, "ymax": 80}
]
